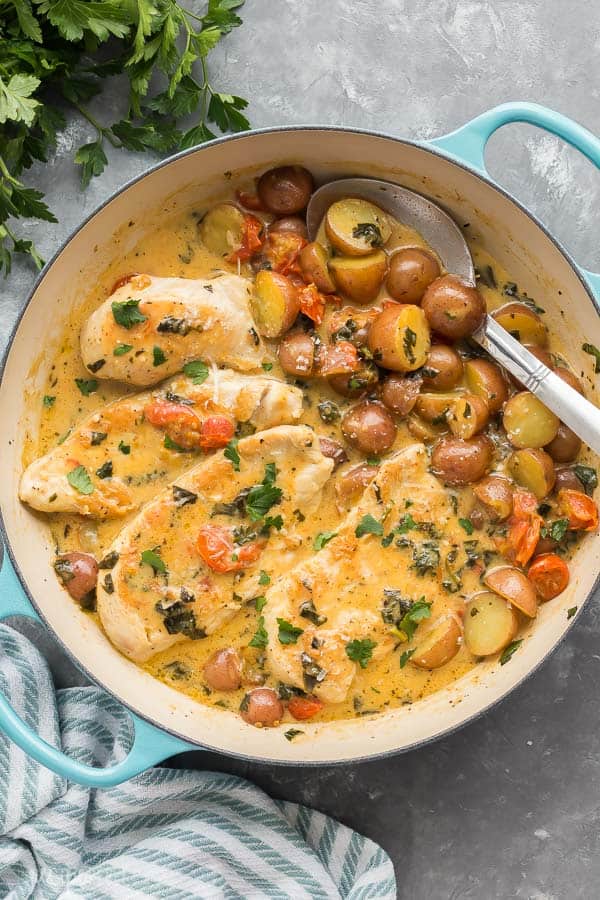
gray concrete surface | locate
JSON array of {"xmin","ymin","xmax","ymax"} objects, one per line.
[{"xmin": 3, "ymin": 1, "xmax": 600, "ymax": 896}]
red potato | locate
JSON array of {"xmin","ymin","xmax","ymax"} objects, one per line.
[
  {"xmin": 329, "ymin": 251, "xmax": 388, "ymax": 303},
  {"xmin": 240, "ymin": 688, "xmax": 284, "ymax": 727},
  {"xmin": 380, "ymin": 373, "xmax": 422, "ymax": 416},
  {"xmin": 257, "ymin": 166, "xmax": 314, "ymax": 215},
  {"xmin": 503, "ymin": 392, "xmax": 560, "ymax": 449},
  {"xmin": 278, "ymin": 332, "xmax": 316, "ymax": 377},
  {"xmin": 422, "ymin": 345, "xmax": 463, "ymax": 391},
  {"xmin": 410, "ymin": 616, "xmax": 462, "ymax": 669},
  {"xmin": 484, "ymin": 566, "xmax": 538, "ymax": 618},
  {"xmin": 335, "ymin": 463, "xmax": 379, "ymax": 511},
  {"xmin": 341, "ymin": 401, "xmax": 397, "ymax": 455},
  {"xmin": 493, "ymin": 302, "xmax": 547, "ymax": 346},
  {"xmin": 386, "ymin": 247, "xmax": 441, "ymax": 304},
  {"xmin": 269, "ymin": 216, "xmax": 308, "ymax": 239},
  {"xmin": 431, "ymin": 435, "xmax": 494, "ymax": 485},
  {"xmin": 204, "ymin": 648, "xmax": 242, "ymax": 691},
  {"xmin": 507, "ymin": 448, "xmax": 556, "ymax": 499},
  {"xmin": 554, "ymin": 467, "xmax": 583, "ymax": 493},
  {"xmin": 421, "ymin": 275, "xmax": 486, "ymax": 340},
  {"xmin": 319, "ymin": 437, "xmax": 348, "ymax": 468},
  {"xmin": 54, "ymin": 552, "xmax": 98, "ymax": 604},
  {"xmin": 251, "ymin": 270, "xmax": 300, "ymax": 338},
  {"xmin": 325, "ymin": 198, "xmax": 392, "ymax": 256},
  {"xmin": 473, "ymin": 475, "xmax": 514, "ymax": 521},
  {"xmin": 299, "ymin": 242, "xmax": 336, "ymax": 293},
  {"xmin": 328, "ymin": 363, "xmax": 379, "ymax": 398}
]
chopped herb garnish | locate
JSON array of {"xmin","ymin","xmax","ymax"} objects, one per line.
[
  {"xmin": 258, "ymin": 570, "xmax": 270, "ymax": 586},
  {"xmin": 152, "ymin": 346, "xmax": 167, "ymax": 367},
  {"xmin": 313, "ymin": 531, "xmax": 337, "ymax": 551},
  {"xmin": 567, "ymin": 606, "xmax": 578, "ymax": 619},
  {"xmin": 403, "ymin": 327, "xmax": 417, "ymax": 364},
  {"xmin": 141, "ymin": 548, "xmax": 166, "ymax": 574},
  {"xmin": 396, "ymin": 599, "xmax": 431, "ymax": 642},
  {"xmin": 411, "ymin": 542, "xmax": 440, "ymax": 576},
  {"xmin": 245, "ymin": 465, "xmax": 282, "ymax": 521},
  {"xmin": 90, "ymin": 431, "xmax": 107, "ymax": 446},
  {"xmin": 249, "ymin": 616, "xmax": 268, "ymax": 649},
  {"xmin": 582, "ymin": 342, "xmax": 600, "ymax": 373},
  {"xmin": 262, "ymin": 361, "xmax": 273, "ymax": 372},
  {"xmin": 574, "ymin": 464, "xmax": 598, "ymax": 495},
  {"xmin": 103, "ymin": 573, "xmax": 114, "ymax": 594},
  {"xmin": 284, "ymin": 728, "xmax": 304, "ymax": 741},
  {"xmin": 459, "ymin": 517, "xmax": 474, "ymax": 535},
  {"xmin": 381, "ymin": 589, "xmax": 412, "ymax": 626},
  {"xmin": 75, "ymin": 378, "xmax": 98, "ymax": 396},
  {"xmin": 224, "ymin": 438, "xmax": 240, "ymax": 471},
  {"xmin": 114, "ymin": 343, "xmax": 133, "ymax": 356},
  {"xmin": 57, "ymin": 430, "xmax": 71, "ymax": 445},
  {"xmin": 541, "ymin": 518, "xmax": 569, "ymax": 542},
  {"xmin": 157, "ymin": 316, "xmax": 190, "ymax": 335},
  {"xmin": 254, "ymin": 595, "xmax": 267, "ymax": 612},
  {"xmin": 66, "ymin": 465, "xmax": 94, "ymax": 495},
  {"xmin": 317, "ymin": 400, "xmax": 340, "ymax": 423},
  {"xmin": 500, "ymin": 639, "xmax": 523, "ymax": 665},
  {"xmin": 118, "ymin": 440, "xmax": 130, "ymax": 455},
  {"xmin": 88, "ymin": 359, "xmax": 106, "ymax": 373},
  {"xmin": 345, "ymin": 638, "xmax": 377, "ymax": 669},
  {"xmin": 399, "ymin": 649, "xmax": 415, "ymax": 669},
  {"xmin": 299, "ymin": 600, "xmax": 327, "ymax": 626},
  {"xmin": 112, "ymin": 298, "xmax": 147, "ymax": 329},
  {"xmin": 43, "ymin": 395, "xmax": 55, "ymax": 407},
  {"xmin": 277, "ymin": 618, "xmax": 304, "ymax": 645},
  {"xmin": 367, "ymin": 456, "xmax": 380, "ymax": 466},
  {"xmin": 183, "ymin": 359, "xmax": 209, "ymax": 385},
  {"xmin": 172, "ymin": 485, "xmax": 197, "ymax": 508},
  {"xmin": 352, "ymin": 222, "xmax": 383, "ymax": 247},
  {"xmin": 99, "ymin": 550, "xmax": 119, "ymax": 569},
  {"xmin": 164, "ymin": 435, "xmax": 187, "ymax": 452},
  {"xmin": 355, "ymin": 514, "xmax": 384, "ymax": 538}
]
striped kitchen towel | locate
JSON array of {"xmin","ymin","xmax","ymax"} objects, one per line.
[{"xmin": 0, "ymin": 624, "xmax": 396, "ymax": 899}]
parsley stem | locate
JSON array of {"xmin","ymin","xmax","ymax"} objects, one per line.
[
  {"xmin": 73, "ymin": 104, "xmax": 121, "ymax": 149},
  {"xmin": 181, "ymin": 5, "xmax": 204, "ymax": 22},
  {"xmin": 0, "ymin": 155, "xmax": 19, "ymax": 185}
]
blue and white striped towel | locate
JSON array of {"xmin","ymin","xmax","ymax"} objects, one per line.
[{"xmin": 0, "ymin": 624, "xmax": 396, "ymax": 899}]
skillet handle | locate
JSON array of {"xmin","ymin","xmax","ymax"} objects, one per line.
[
  {"xmin": 0, "ymin": 547, "xmax": 196, "ymax": 787},
  {"xmin": 429, "ymin": 101, "xmax": 600, "ymax": 288}
]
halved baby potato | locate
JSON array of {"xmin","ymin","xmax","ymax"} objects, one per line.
[
  {"xmin": 199, "ymin": 202, "xmax": 246, "ymax": 257},
  {"xmin": 329, "ymin": 250, "xmax": 387, "ymax": 303},
  {"xmin": 447, "ymin": 393, "xmax": 489, "ymax": 440},
  {"xmin": 415, "ymin": 392, "xmax": 457, "ymax": 424},
  {"xmin": 299, "ymin": 242, "xmax": 337, "ymax": 293},
  {"xmin": 368, "ymin": 304, "xmax": 430, "ymax": 371},
  {"xmin": 484, "ymin": 566, "xmax": 538, "ymax": 618},
  {"xmin": 464, "ymin": 359, "xmax": 509, "ymax": 415},
  {"xmin": 503, "ymin": 391, "xmax": 560, "ymax": 449},
  {"xmin": 325, "ymin": 198, "xmax": 392, "ymax": 256},
  {"xmin": 464, "ymin": 592, "xmax": 519, "ymax": 657},
  {"xmin": 493, "ymin": 302, "xmax": 548, "ymax": 347},
  {"xmin": 507, "ymin": 448, "xmax": 556, "ymax": 499},
  {"xmin": 410, "ymin": 615, "xmax": 462, "ymax": 669},
  {"xmin": 407, "ymin": 413, "xmax": 448, "ymax": 443},
  {"xmin": 251, "ymin": 270, "xmax": 300, "ymax": 338},
  {"xmin": 472, "ymin": 475, "xmax": 513, "ymax": 521}
]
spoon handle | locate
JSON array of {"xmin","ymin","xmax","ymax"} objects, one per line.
[{"xmin": 475, "ymin": 316, "xmax": 600, "ymax": 455}]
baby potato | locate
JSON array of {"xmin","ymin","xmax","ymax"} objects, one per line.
[
  {"xmin": 335, "ymin": 463, "xmax": 379, "ymax": 512},
  {"xmin": 508, "ymin": 448, "xmax": 556, "ymax": 499},
  {"xmin": 415, "ymin": 392, "xmax": 457, "ymax": 424},
  {"xmin": 319, "ymin": 437, "xmax": 348, "ymax": 468},
  {"xmin": 447, "ymin": 394, "xmax": 489, "ymax": 440},
  {"xmin": 380, "ymin": 372, "xmax": 422, "ymax": 416},
  {"xmin": 299, "ymin": 242, "xmax": 336, "ymax": 293},
  {"xmin": 240, "ymin": 687, "xmax": 284, "ymax": 727},
  {"xmin": 464, "ymin": 592, "xmax": 519, "ymax": 657},
  {"xmin": 198, "ymin": 203, "xmax": 246, "ymax": 257},
  {"xmin": 554, "ymin": 466, "xmax": 582, "ymax": 493},
  {"xmin": 431, "ymin": 435, "xmax": 494, "ymax": 485},
  {"xmin": 268, "ymin": 216, "xmax": 308, "ymax": 239},
  {"xmin": 484, "ymin": 566, "xmax": 538, "ymax": 618},
  {"xmin": 410, "ymin": 616, "xmax": 462, "ymax": 669},
  {"xmin": 472, "ymin": 475, "xmax": 513, "ymax": 521},
  {"xmin": 204, "ymin": 648, "xmax": 242, "ymax": 691},
  {"xmin": 278, "ymin": 331, "xmax": 316, "ymax": 376},
  {"xmin": 54, "ymin": 552, "xmax": 98, "ymax": 604},
  {"xmin": 325, "ymin": 198, "xmax": 392, "ymax": 256},
  {"xmin": 329, "ymin": 250, "xmax": 387, "ymax": 303},
  {"xmin": 503, "ymin": 391, "xmax": 559, "ymax": 448},
  {"xmin": 341, "ymin": 401, "xmax": 397, "ymax": 454},
  {"xmin": 407, "ymin": 413, "xmax": 448, "ymax": 443},
  {"xmin": 421, "ymin": 275, "xmax": 486, "ymax": 340},
  {"xmin": 464, "ymin": 358, "xmax": 509, "ymax": 415},
  {"xmin": 493, "ymin": 302, "xmax": 548, "ymax": 346},
  {"xmin": 257, "ymin": 165, "xmax": 314, "ymax": 215},
  {"xmin": 422, "ymin": 344, "xmax": 463, "ymax": 391},
  {"xmin": 368, "ymin": 304, "xmax": 431, "ymax": 371},
  {"xmin": 251, "ymin": 270, "xmax": 300, "ymax": 338},
  {"xmin": 546, "ymin": 424, "xmax": 582, "ymax": 463},
  {"xmin": 329, "ymin": 362, "xmax": 380, "ymax": 398},
  {"xmin": 328, "ymin": 307, "xmax": 379, "ymax": 348},
  {"xmin": 386, "ymin": 247, "xmax": 440, "ymax": 303},
  {"xmin": 555, "ymin": 367, "xmax": 584, "ymax": 395}
]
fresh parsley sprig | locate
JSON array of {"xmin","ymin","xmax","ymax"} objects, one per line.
[{"xmin": 0, "ymin": 0, "xmax": 250, "ymax": 277}]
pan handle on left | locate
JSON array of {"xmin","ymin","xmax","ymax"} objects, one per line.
[{"xmin": 0, "ymin": 546, "xmax": 196, "ymax": 787}]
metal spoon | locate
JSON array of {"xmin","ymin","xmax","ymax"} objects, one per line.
[{"xmin": 307, "ymin": 177, "xmax": 600, "ymax": 455}]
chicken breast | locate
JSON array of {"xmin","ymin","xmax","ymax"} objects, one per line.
[
  {"xmin": 97, "ymin": 425, "xmax": 334, "ymax": 663},
  {"xmin": 80, "ymin": 274, "xmax": 264, "ymax": 386},
  {"xmin": 264, "ymin": 444, "xmax": 493, "ymax": 704},
  {"xmin": 19, "ymin": 370, "xmax": 303, "ymax": 518}
]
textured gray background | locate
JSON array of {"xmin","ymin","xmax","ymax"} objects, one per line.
[{"xmin": 3, "ymin": 2, "xmax": 600, "ymax": 897}]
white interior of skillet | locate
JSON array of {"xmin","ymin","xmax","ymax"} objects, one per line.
[{"xmin": 2, "ymin": 129, "xmax": 599, "ymax": 763}]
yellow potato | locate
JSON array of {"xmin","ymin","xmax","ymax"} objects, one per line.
[
  {"xmin": 198, "ymin": 203, "xmax": 246, "ymax": 257},
  {"xmin": 484, "ymin": 566, "xmax": 538, "ymax": 618},
  {"xmin": 507, "ymin": 448, "xmax": 556, "ymax": 499},
  {"xmin": 464, "ymin": 592, "xmax": 519, "ymax": 656},
  {"xmin": 447, "ymin": 393, "xmax": 489, "ymax": 439},
  {"xmin": 410, "ymin": 616, "xmax": 462, "ymax": 669},
  {"xmin": 503, "ymin": 391, "xmax": 559, "ymax": 449},
  {"xmin": 367, "ymin": 304, "xmax": 430, "ymax": 371},
  {"xmin": 251, "ymin": 270, "xmax": 300, "ymax": 338},
  {"xmin": 329, "ymin": 250, "xmax": 387, "ymax": 303},
  {"xmin": 493, "ymin": 302, "xmax": 548, "ymax": 347},
  {"xmin": 464, "ymin": 359, "xmax": 508, "ymax": 415},
  {"xmin": 325, "ymin": 198, "xmax": 392, "ymax": 256}
]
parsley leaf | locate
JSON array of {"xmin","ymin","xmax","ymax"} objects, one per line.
[
  {"xmin": 313, "ymin": 531, "xmax": 337, "ymax": 551},
  {"xmin": 582, "ymin": 343, "xmax": 600, "ymax": 373},
  {"xmin": 112, "ymin": 299, "xmax": 147, "ymax": 329},
  {"xmin": 75, "ymin": 377, "xmax": 98, "ymax": 396},
  {"xmin": 43, "ymin": 394, "xmax": 55, "ymax": 407},
  {"xmin": 500, "ymin": 639, "xmax": 523, "ymax": 665},
  {"xmin": 183, "ymin": 359, "xmax": 209, "ymax": 385},
  {"xmin": 114, "ymin": 343, "xmax": 133, "ymax": 356},
  {"xmin": 397, "ymin": 599, "xmax": 431, "ymax": 642},
  {"xmin": 249, "ymin": 616, "xmax": 268, "ymax": 649},
  {"xmin": 67, "ymin": 464, "xmax": 93, "ymax": 495},
  {"xmin": 224, "ymin": 437, "xmax": 240, "ymax": 471},
  {"xmin": 277, "ymin": 618, "xmax": 304, "ymax": 645},
  {"xmin": 152, "ymin": 345, "xmax": 167, "ymax": 367},
  {"xmin": 141, "ymin": 548, "xmax": 166, "ymax": 574},
  {"xmin": 355, "ymin": 514, "xmax": 384, "ymax": 538},
  {"xmin": 245, "ymin": 465, "xmax": 282, "ymax": 521},
  {"xmin": 567, "ymin": 606, "xmax": 578, "ymax": 619},
  {"xmin": 284, "ymin": 728, "xmax": 304, "ymax": 741},
  {"xmin": 459, "ymin": 517, "xmax": 474, "ymax": 535},
  {"xmin": 345, "ymin": 638, "xmax": 377, "ymax": 669},
  {"xmin": 118, "ymin": 440, "xmax": 130, "ymax": 455},
  {"xmin": 574, "ymin": 464, "xmax": 598, "ymax": 495},
  {"xmin": 74, "ymin": 141, "xmax": 107, "ymax": 189},
  {"xmin": 258, "ymin": 570, "xmax": 270, "ymax": 586},
  {"xmin": 399, "ymin": 649, "xmax": 415, "ymax": 669}
]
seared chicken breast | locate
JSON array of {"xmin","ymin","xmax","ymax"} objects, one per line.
[
  {"xmin": 19, "ymin": 371, "xmax": 303, "ymax": 518},
  {"xmin": 264, "ymin": 444, "xmax": 492, "ymax": 703},
  {"xmin": 97, "ymin": 425, "xmax": 334, "ymax": 663},
  {"xmin": 80, "ymin": 274, "xmax": 264, "ymax": 386}
]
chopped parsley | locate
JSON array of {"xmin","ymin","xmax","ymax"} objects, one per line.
[
  {"xmin": 249, "ymin": 616, "xmax": 268, "ymax": 649},
  {"xmin": 152, "ymin": 346, "xmax": 167, "ymax": 367},
  {"xmin": 582, "ymin": 342, "xmax": 600, "ymax": 373},
  {"xmin": 254, "ymin": 595, "xmax": 267, "ymax": 612},
  {"xmin": 299, "ymin": 600, "xmax": 327, "ymax": 627},
  {"xmin": 258, "ymin": 570, "xmax": 270, "ymax": 586},
  {"xmin": 66, "ymin": 465, "xmax": 93, "ymax": 495},
  {"xmin": 96, "ymin": 460, "xmax": 113, "ymax": 479},
  {"xmin": 355, "ymin": 514, "xmax": 384, "ymax": 538},
  {"xmin": 262, "ymin": 361, "xmax": 273, "ymax": 372},
  {"xmin": 43, "ymin": 394, "xmax": 55, "ymax": 407},
  {"xmin": 574, "ymin": 464, "xmax": 598, "ymax": 495},
  {"xmin": 459, "ymin": 517, "xmax": 474, "ymax": 535},
  {"xmin": 224, "ymin": 438, "xmax": 240, "ymax": 471},
  {"xmin": 90, "ymin": 431, "xmax": 107, "ymax": 446},
  {"xmin": 172, "ymin": 485, "xmax": 197, "ymax": 508},
  {"xmin": 396, "ymin": 599, "xmax": 431, "ymax": 642},
  {"xmin": 164, "ymin": 435, "xmax": 187, "ymax": 452},
  {"xmin": 352, "ymin": 222, "xmax": 383, "ymax": 247},
  {"xmin": 277, "ymin": 618, "xmax": 304, "ymax": 645},
  {"xmin": 75, "ymin": 378, "xmax": 98, "ymax": 396},
  {"xmin": 118, "ymin": 440, "xmax": 130, "ymax": 455},
  {"xmin": 399, "ymin": 649, "xmax": 415, "ymax": 669},
  {"xmin": 403, "ymin": 327, "xmax": 417, "ymax": 364},
  {"xmin": 313, "ymin": 531, "xmax": 337, "ymax": 551},
  {"xmin": 111, "ymin": 298, "xmax": 147, "ymax": 329},
  {"xmin": 245, "ymin": 464, "xmax": 282, "ymax": 521},
  {"xmin": 317, "ymin": 400, "xmax": 340, "ymax": 423},
  {"xmin": 113, "ymin": 343, "xmax": 133, "ymax": 356},
  {"xmin": 141, "ymin": 548, "xmax": 166, "ymax": 574},
  {"xmin": 284, "ymin": 728, "xmax": 304, "ymax": 741},
  {"xmin": 345, "ymin": 638, "xmax": 377, "ymax": 669},
  {"xmin": 541, "ymin": 518, "xmax": 569, "ymax": 542},
  {"xmin": 500, "ymin": 639, "xmax": 523, "ymax": 665},
  {"xmin": 567, "ymin": 606, "xmax": 578, "ymax": 619},
  {"xmin": 183, "ymin": 359, "xmax": 209, "ymax": 385}
]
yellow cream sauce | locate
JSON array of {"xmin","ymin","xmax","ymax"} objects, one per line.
[{"xmin": 27, "ymin": 196, "xmax": 589, "ymax": 725}]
